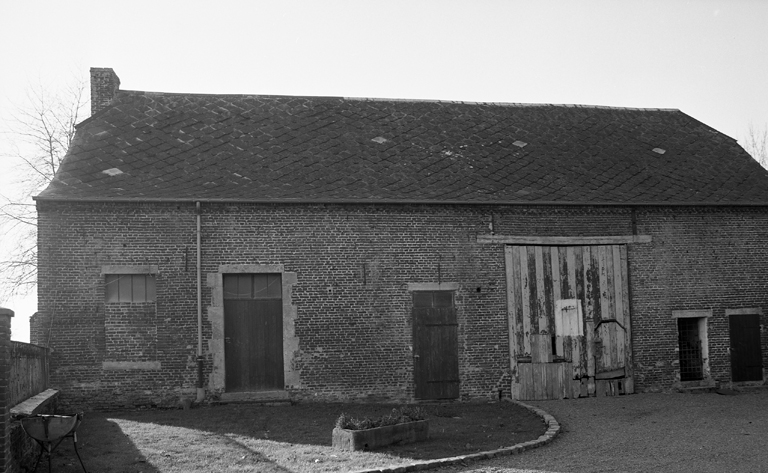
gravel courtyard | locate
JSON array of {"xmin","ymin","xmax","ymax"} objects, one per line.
[{"xmin": 433, "ymin": 389, "xmax": 768, "ymax": 473}]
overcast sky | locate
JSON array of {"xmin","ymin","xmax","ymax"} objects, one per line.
[{"xmin": 1, "ymin": 0, "xmax": 767, "ymax": 342}]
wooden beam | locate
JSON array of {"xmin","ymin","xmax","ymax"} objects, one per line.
[
  {"xmin": 595, "ymin": 368, "xmax": 626, "ymax": 380},
  {"xmin": 477, "ymin": 235, "xmax": 652, "ymax": 245}
]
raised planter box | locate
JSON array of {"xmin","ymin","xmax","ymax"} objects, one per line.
[{"xmin": 332, "ymin": 420, "xmax": 429, "ymax": 451}]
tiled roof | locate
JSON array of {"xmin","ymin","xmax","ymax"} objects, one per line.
[{"xmin": 36, "ymin": 90, "xmax": 768, "ymax": 204}]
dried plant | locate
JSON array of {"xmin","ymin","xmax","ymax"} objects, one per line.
[{"xmin": 335, "ymin": 406, "xmax": 428, "ymax": 430}]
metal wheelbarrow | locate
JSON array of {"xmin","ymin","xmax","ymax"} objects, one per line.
[{"xmin": 20, "ymin": 413, "xmax": 88, "ymax": 473}]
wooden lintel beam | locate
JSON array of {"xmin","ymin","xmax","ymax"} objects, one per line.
[{"xmin": 477, "ymin": 235, "xmax": 652, "ymax": 245}]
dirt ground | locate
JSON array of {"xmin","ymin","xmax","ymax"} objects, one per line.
[
  {"xmin": 23, "ymin": 390, "xmax": 768, "ymax": 472},
  {"xmin": 27, "ymin": 401, "xmax": 544, "ymax": 472},
  {"xmin": 433, "ymin": 389, "xmax": 768, "ymax": 473}
]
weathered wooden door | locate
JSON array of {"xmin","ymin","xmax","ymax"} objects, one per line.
[
  {"xmin": 505, "ymin": 245, "xmax": 633, "ymax": 400},
  {"xmin": 729, "ymin": 313, "xmax": 763, "ymax": 382},
  {"xmin": 223, "ymin": 274, "xmax": 284, "ymax": 392},
  {"xmin": 413, "ymin": 291, "xmax": 459, "ymax": 400}
]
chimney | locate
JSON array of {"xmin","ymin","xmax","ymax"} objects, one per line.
[{"xmin": 90, "ymin": 67, "xmax": 121, "ymax": 116}]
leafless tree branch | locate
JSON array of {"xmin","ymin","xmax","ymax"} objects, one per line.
[
  {"xmin": 742, "ymin": 123, "xmax": 768, "ymax": 170},
  {"xmin": 0, "ymin": 75, "xmax": 89, "ymax": 301}
]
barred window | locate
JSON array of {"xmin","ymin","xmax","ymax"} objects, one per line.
[{"xmin": 105, "ymin": 274, "xmax": 156, "ymax": 302}]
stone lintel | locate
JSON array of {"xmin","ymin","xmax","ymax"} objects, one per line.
[
  {"xmin": 102, "ymin": 361, "xmax": 161, "ymax": 370},
  {"xmin": 101, "ymin": 265, "xmax": 158, "ymax": 275},
  {"xmin": 672, "ymin": 309, "xmax": 713, "ymax": 319},
  {"xmin": 725, "ymin": 307, "xmax": 763, "ymax": 316},
  {"xmin": 407, "ymin": 282, "xmax": 460, "ymax": 292}
]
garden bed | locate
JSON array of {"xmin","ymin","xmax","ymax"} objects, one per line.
[{"xmin": 333, "ymin": 419, "xmax": 430, "ymax": 451}]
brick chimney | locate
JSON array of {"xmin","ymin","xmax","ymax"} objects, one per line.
[{"xmin": 90, "ymin": 67, "xmax": 121, "ymax": 115}]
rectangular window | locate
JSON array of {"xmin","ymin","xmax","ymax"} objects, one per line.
[
  {"xmin": 223, "ymin": 273, "xmax": 282, "ymax": 300},
  {"xmin": 105, "ymin": 274, "xmax": 156, "ymax": 302}
]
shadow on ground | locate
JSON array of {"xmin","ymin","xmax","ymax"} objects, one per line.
[
  {"xmin": 42, "ymin": 402, "xmax": 545, "ymax": 472},
  {"xmin": 26, "ymin": 416, "xmax": 160, "ymax": 473},
  {"xmin": 108, "ymin": 402, "xmax": 544, "ymax": 459}
]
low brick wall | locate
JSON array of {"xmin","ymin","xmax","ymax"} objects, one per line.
[
  {"xmin": 8, "ymin": 389, "xmax": 59, "ymax": 473},
  {"xmin": 0, "ymin": 305, "xmax": 56, "ymax": 473}
]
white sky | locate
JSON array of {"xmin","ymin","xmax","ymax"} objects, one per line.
[{"xmin": 1, "ymin": 0, "xmax": 767, "ymax": 342}]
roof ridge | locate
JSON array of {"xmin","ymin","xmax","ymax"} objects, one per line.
[
  {"xmin": 118, "ymin": 89, "xmax": 679, "ymax": 112},
  {"xmin": 345, "ymin": 96, "xmax": 680, "ymax": 112},
  {"xmin": 119, "ymin": 89, "xmax": 345, "ymax": 100}
]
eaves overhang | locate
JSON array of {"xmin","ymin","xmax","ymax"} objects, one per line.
[{"xmin": 32, "ymin": 196, "xmax": 768, "ymax": 207}]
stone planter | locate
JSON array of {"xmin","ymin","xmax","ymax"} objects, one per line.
[{"xmin": 332, "ymin": 419, "xmax": 429, "ymax": 451}]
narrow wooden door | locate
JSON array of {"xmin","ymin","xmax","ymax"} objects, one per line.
[
  {"xmin": 224, "ymin": 274, "xmax": 284, "ymax": 392},
  {"xmin": 413, "ymin": 291, "xmax": 459, "ymax": 400},
  {"xmin": 729, "ymin": 313, "xmax": 763, "ymax": 382}
]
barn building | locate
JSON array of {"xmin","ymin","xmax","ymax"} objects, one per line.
[{"xmin": 32, "ymin": 68, "xmax": 768, "ymax": 409}]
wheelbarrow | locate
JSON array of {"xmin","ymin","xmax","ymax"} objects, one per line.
[{"xmin": 20, "ymin": 413, "xmax": 88, "ymax": 473}]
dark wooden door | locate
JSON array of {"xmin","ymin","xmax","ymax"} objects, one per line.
[
  {"xmin": 413, "ymin": 291, "xmax": 459, "ymax": 400},
  {"xmin": 224, "ymin": 274, "xmax": 284, "ymax": 392},
  {"xmin": 729, "ymin": 313, "xmax": 763, "ymax": 382}
]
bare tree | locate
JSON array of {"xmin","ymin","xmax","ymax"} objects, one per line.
[
  {"xmin": 742, "ymin": 123, "xmax": 768, "ymax": 170},
  {"xmin": 0, "ymin": 77, "xmax": 89, "ymax": 300}
]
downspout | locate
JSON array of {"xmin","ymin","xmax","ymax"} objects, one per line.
[{"xmin": 196, "ymin": 201, "xmax": 205, "ymax": 402}]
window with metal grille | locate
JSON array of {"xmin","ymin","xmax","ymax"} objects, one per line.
[
  {"xmin": 677, "ymin": 317, "xmax": 704, "ymax": 381},
  {"xmin": 105, "ymin": 274, "xmax": 156, "ymax": 302}
]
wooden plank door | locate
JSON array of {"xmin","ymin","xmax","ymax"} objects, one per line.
[
  {"xmin": 224, "ymin": 274, "xmax": 284, "ymax": 392},
  {"xmin": 729, "ymin": 313, "xmax": 763, "ymax": 382},
  {"xmin": 413, "ymin": 291, "xmax": 459, "ymax": 400},
  {"xmin": 506, "ymin": 245, "xmax": 633, "ymax": 400}
]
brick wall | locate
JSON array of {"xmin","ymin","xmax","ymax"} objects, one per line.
[
  {"xmin": 33, "ymin": 202, "xmax": 199, "ymax": 409},
  {"xmin": 630, "ymin": 207, "xmax": 768, "ymax": 389},
  {"xmin": 0, "ymin": 308, "xmax": 13, "ymax": 472},
  {"xmin": 89, "ymin": 68, "xmax": 120, "ymax": 116},
  {"xmin": 105, "ymin": 303, "xmax": 158, "ymax": 362},
  {"xmin": 33, "ymin": 201, "xmax": 768, "ymax": 409}
]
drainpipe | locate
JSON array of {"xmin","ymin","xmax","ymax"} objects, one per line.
[{"xmin": 196, "ymin": 202, "xmax": 205, "ymax": 402}]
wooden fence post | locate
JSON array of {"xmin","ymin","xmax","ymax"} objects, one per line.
[{"xmin": 0, "ymin": 307, "xmax": 13, "ymax": 473}]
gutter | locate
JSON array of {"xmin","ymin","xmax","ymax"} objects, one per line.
[{"xmin": 31, "ymin": 196, "xmax": 768, "ymax": 207}]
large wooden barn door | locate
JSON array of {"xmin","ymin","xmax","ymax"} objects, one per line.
[
  {"xmin": 505, "ymin": 245, "xmax": 633, "ymax": 400},
  {"xmin": 224, "ymin": 274, "xmax": 284, "ymax": 392},
  {"xmin": 729, "ymin": 313, "xmax": 763, "ymax": 382},
  {"xmin": 413, "ymin": 291, "xmax": 459, "ymax": 400}
]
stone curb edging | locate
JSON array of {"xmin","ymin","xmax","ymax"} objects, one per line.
[{"xmin": 349, "ymin": 400, "xmax": 561, "ymax": 473}]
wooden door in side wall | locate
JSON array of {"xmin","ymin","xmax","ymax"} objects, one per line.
[
  {"xmin": 413, "ymin": 291, "xmax": 459, "ymax": 400},
  {"xmin": 505, "ymin": 245, "xmax": 633, "ymax": 400},
  {"xmin": 224, "ymin": 274, "xmax": 284, "ymax": 392},
  {"xmin": 729, "ymin": 313, "xmax": 763, "ymax": 382}
]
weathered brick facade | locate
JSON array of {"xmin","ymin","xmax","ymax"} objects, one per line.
[
  {"xmin": 32, "ymin": 200, "xmax": 768, "ymax": 410},
  {"xmin": 31, "ymin": 67, "xmax": 768, "ymax": 409}
]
